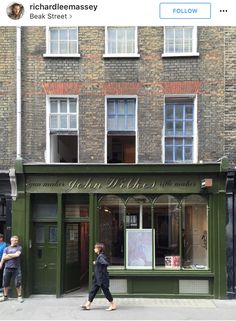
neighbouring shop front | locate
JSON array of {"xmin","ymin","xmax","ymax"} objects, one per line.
[{"xmin": 13, "ymin": 161, "xmax": 228, "ymax": 298}]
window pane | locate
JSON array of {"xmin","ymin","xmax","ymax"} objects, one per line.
[
  {"xmin": 108, "ymin": 101, "xmax": 115, "ymax": 115},
  {"xmin": 49, "ymin": 226, "xmax": 57, "ymax": 243},
  {"xmin": 166, "ymin": 105, "xmax": 173, "ymax": 119},
  {"xmin": 50, "ymin": 41, "xmax": 58, "ymax": 54},
  {"xmin": 127, "ymin": 101, "xmax": 135, "ymax": 114},
  {"xmin": 60, "ymin": 101, "xmax": 67, "ymax": 113},
  {"xmin": 117, "ymin": 101, "xmax": 125, "ymax": 114},
  {"xmin": 185, "ymin": 106, "xmax": 193, "ymax": 119},
  {"xmin": 154, "ymin": 195, "xmax": 180, "ymax": 268},
  {"xmin": 175, "ymin": 121, "xmax": 183, "ymax": 136},
  {"xmin": 175, "ymin": 28, "xmax": 184, "ymax": 53},
  {"xmin": 182, "ymin": 196, "xmax": 208, "ymax": 269},
  {"xmin": 60, "ymin": 115, "xmax": 67, "ymax": 128},
  {"xmin": 50, "ymin": 101, "xmax": 58, "ymax": 113},
  {"xmin": 165, "ymin": 145, "xmax": 173, "ymax": 162},
  {"xmin": 175, "ymin": 145, "xmax": 183, "ymax": 161},
  {"xmin": 99, "ymin": 195, "xmax": 125, "ymax": 266},
  {"xmin": 184, "ymin": 145, "xmax": 192, "ymax": 160},
  {"xmin": 69, "ymin": 29, "xmax": 77, "ymax": 40},
  {"xmin": 50, "ymin": 115, "xmax": 58, "ymax": 129},
  {"xmin": 175, "ymin": 105, "xmax": 183, "ymax": 119},
  {"xmin": 59, "ymin": 29, "xmax": 68, "ymax": 40},
  {"xmin": 69, "ymin": 115, "xmax": 77, "ymax": 129},
  {"xmin": 50, "ymin": 29, "xmax": 58, "ymax": 41},
  {"xmin": 165, "ymin": 28, "xmax": 174, "ymax": 53},
  {"xmin": 108, "ymin": 116, "xmax": 116, "ymax": 130},
  {"xmin": 117, "ymin": 29, "xmax": 126, "ymax": 53},
  {"xmin": 64, "ymin": 194, "xmax": 89, "ymax": 218},
  {"xmin": 69, "ymin": 99, "xmax": 77, "ymax": 113},
  {"xmin": 117, "ymin": 116, "xmax": 126, "ymax": 130},
  {"xmin": 165, "ymin": 121, "xmax": 173, "ymax": 136},
  {"xmin": 185, "ymin": 121, "xmax": 193, "ymax": 136},
  {"xmin": 127, "ymin": 115, "xmax": 135, "ymax": 130},
  {"xmin": 32, "ymin": 194, "xmax": 57, "ymax": 219},
  {"xmin": 60, "ymin": 41, "xmax": 67, "ymax": 54},
  {"xmin": 35, "ymin": 225, "xmax": 45, "ymax": 243},
  {"xmin": 69, "ymin": 41, "xmax": 77, "ymax": 54}
]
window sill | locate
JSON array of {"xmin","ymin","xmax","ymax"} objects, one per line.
[
  {"xmin": 103, "ymin": 53, "xmax": 140, "ymax": 58},
  {"xmin": 162, "ymin": 53, "xmax": 199, "ymax": 58},
  {"xmin": 43, "ymin": 53, "xmax": 81, "ymax": 58}
]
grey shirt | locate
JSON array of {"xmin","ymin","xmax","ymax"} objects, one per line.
[{"xmin": 3, "ymin": 245, "xmax": 22, "ymax": 269}]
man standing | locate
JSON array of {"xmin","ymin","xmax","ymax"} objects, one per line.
[
  {"xmin": 0, "ymin": 235, "xmax": 23, "ymax": 303},
  {"xmin": 0, "ymin": 234, "xmax": 7, "ymax": 291}
]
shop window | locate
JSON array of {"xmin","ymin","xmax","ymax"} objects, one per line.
[
  {"xmin": 154, "ymin": 195, "xmax": 180, "ymax": 268},
  {"xmin": 162, "ymin": 26, "xmax": 199, "ymax": 57},
  {"xmin": 104, "ymin": 27, "xmax": 139, "ymax": 57},
  {"xmin": 107, "ymin": 98, "xmax": 136, "ymax": 163},
  {"xmin": 48, "ymin": 97, "xmax": 78, "ymax": 163},
  {"xmin": 182, "ymin": 195, "xmax": 208, "ymax": 270},
  {"xmin": 44, "ymin": 27, "xmax": 80, "ymax": 57},
  {"xmin": 99, "ymin": 195, "xmax": 125, "ymax": 267},
  {"xmin": 32, "ymin": 194, "xmax": 57, "ymax": 219},
  {"xmin": 126, "ymin": 196, "xmax": 151, "ymax": 229},
  {"xmin": 164, "ymin": 97, "xmax": 196, "ymax": 163},
  {"xmin": 63, "ymin": 194, "xmax": 89, "ymax": 219},
  {"xmin": 126, "ymin": 196, "xmax": 152, "ymax": 269}
]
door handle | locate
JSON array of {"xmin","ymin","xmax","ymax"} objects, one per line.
[{"xmin": 43, "ymin": 264, "xmax": 48, "ymax": 269}]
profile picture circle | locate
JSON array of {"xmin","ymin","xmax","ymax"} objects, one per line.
[{"xmin": 7, "ymin": 2, "xmax": 24, "ymax": 20}]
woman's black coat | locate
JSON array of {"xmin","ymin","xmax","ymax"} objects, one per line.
[{"xmin": 93, "ymin": 252, "xmax": 110, "ymax": 288}]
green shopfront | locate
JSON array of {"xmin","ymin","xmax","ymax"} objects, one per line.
[{"xmin": 13, "ymin": 161, "xmax": 228, "ymax": 298}]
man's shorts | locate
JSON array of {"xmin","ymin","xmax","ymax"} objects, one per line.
[{"xmin": 3, "ymin": 267, "xmax": 22, "ymax": 288}]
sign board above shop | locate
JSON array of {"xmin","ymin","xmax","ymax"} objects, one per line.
[{"xmin": 25, "ymin": 174, "xmax": 209, "ymax": 194}]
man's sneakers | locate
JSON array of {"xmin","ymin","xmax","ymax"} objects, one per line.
[
  {"xmin": 17, "ymin": 296, "xmax": 24, "ymax": 303},
  {"xmin": 0, "ymin": 296, "xmax": 8, "ymax": 302}
]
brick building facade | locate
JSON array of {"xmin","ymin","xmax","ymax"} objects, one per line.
[{"xmin": 0, "ymin": 26, "xmax": 236, "ymax": 298}]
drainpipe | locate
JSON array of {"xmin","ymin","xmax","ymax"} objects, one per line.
[{"xmin": 16, "ymin": 26, "xmax": 22, "ymax": 159}]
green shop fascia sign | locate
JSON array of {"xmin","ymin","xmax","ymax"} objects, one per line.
[{"xmin": 25, "ymin": 174, "xmax": 205, "ymax": 194}]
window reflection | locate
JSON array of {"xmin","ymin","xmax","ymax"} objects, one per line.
[
  {"xmin": 99, "ymin": 195, "xmax": 125, "ymax": 267},
  {"xmin": 154, "ymin": 195, "xmax": 180, "ymax": 268},
  {"xmin": 182, "ymin": 195, "xmax": 208, "ymax": 269}
]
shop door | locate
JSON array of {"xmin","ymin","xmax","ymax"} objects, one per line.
[
  {"xmin": 33, "ymin": 223, "xmax": 57, "ymax": 294},
  {"xmin": 64, "ymin": 223, "xmax": 89, "ymax": 292}
]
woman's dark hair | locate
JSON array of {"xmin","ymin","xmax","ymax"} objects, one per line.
[{"xmin": 95, "ymin": 242, "xmax": 105, "ymax": 253}]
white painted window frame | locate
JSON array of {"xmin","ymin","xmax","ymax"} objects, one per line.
[
  {"xmin": 43, "ymin": 27, "xmax": 81, "ymax": 58},
  {"xmin": 105, "ymin": 95, "xmax": 138, "ymax": 164},
  {"xmin": 45, "ymin": 95, "xmax": 79, "ymax": 163},
  {"xmin": 162, "ymin": 95, "xmax": 198, "ymax": 164},
  {"xmin": 103, "ymin": 26, "xmax": 140, "ymax": 58},
  {"xmin": 162, "ymin": 26, "xmax": 199, "ymax": 57}
]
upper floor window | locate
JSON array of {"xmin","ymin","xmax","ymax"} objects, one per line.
[
  {"xmin": 164, "ymin": 97, "xmax": 196, "ymax": 163},
  {"xmin": 47, "ymin": 97, "xmax": 79, "ymax": 163},
  {"xmin": 44, "ymin": 27, "xmax": 80, "ymax": 57},
  {"xmin": 163, "ymin": 27, "xmax": 199, "ymax": 57},
  {"xmin": 104, "ymin": 27, "xmax": 140, "ymax": 58},
  {"xmin": 106, "ymin": 97, "xmax": 137, "ymax": 163},
  {"xmin": 107, "ymin": 98, "xmax": 136, "ymax": 132},
  {"xmin": 49, "ymin": 98, "xmax": 78, "ymax": 131}
]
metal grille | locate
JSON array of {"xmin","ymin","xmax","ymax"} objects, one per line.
[
  {"xmin": 179, "ymin": 280, "xmax": 209, "ymax": 294},
  {"xmin": 110, "ymin": 279, "xmax": 127, "ymax": 293}
]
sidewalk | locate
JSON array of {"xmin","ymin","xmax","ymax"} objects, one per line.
[{"xmin": 1, "ymin": 294, "xmax": 236, "ymax": 320}]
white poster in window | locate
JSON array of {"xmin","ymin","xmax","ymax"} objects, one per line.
[{"xmin": 126, "ymin": 229, "xmax": 153, "ymax": 269}]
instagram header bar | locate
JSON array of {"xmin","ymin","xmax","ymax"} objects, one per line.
[{"xmin": 0, "ymin": 0, "xmax": 234, "ymax": 26}]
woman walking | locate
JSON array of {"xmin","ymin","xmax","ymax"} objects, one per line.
[{"xmin": 81, "ymin": 242, "xmax": 116, "ymax": 311}]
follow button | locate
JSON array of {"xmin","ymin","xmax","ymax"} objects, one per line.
[{"xmin": 159, "ymin": 2, "xmax": 211, "ymax": 19}]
